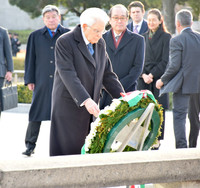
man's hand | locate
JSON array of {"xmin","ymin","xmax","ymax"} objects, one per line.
[
  {"xmin": 5, "ymin": 71, "xmax": 12, "ymax": 82},
  {"xmin": 84, "ymin": 98, "xmax": 100, "ymax": 118},
  {"xmin": 28, "ymin": 83, "xmax": 35, "ymax": 91},
  {"xmin": 156, "ymin": 79, "xmax": 164, "ymax": 89}
]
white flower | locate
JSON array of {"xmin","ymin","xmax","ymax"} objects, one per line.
[{"xmin": 110, "ymin": 98, "xmax": 121, "ymax": 108}]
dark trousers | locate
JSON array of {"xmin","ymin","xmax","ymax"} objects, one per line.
[
  {"xmin": 173, "ymin": 92, "xmax": 190, "ymax": 148},
  {"xmin": 25, "ymin": 121, "xmax": 41, "ymax": 149},
  {"xmin": 0, "ymin": 78, "xmax": 4, "ymax": 116},
  {"xmin": 188, "ymin": 94, "xmax": 200, "ymax": 148}
]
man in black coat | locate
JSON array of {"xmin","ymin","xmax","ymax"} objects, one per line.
[
  {"xmin": 22, "ymin": 5, "xmax": 70, "ymax": 156},
  {"xmin": 127, "ymin": 1, "xmax": 148, "ymax": 34},
  {"xmin": 100, "ymin": 4, "xmax": 144, "ymax": 109},
  {"xmin": 50, "ymin": 8, "xmax": 124, "ymax": 156}
]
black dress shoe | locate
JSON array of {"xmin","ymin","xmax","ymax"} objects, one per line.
[{"xmin": 22, "ymin": 148, "xmax": 34, "ymax": 156}]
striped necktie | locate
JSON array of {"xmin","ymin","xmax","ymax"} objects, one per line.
[{"xmin": 133, "ymin": 25, "xmax": 139, "ymax": 34}]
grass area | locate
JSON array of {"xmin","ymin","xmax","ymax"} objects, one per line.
[
  {"xmin": 8, "ymin": 29, "xmax": 33, "ymax": 44},
  {"xmin": 13, "ymin": 56, "xmax": 24, "ymax": 70},
  {"xmin": 13, "ymin": 52, "xmax": 25, "ymax": 78}
]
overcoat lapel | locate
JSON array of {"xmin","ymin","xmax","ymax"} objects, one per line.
[
  {"xmin": 74, "ymin": 26, "xmax": 96, "ymax": 68},
  {"xmin": 117, "ymin": 30, "xmax": 132, "ymax": 52},
  {"xmin": 145, "ymin": 28, "xmax": 163, "ymax": 60},
  {"xmin": 105, "ymin": 30, "xmax": 116, "ymax": 52},
  {"xmin": 105, "ymin": 30, "xmax": 132, "ymax": 54}
]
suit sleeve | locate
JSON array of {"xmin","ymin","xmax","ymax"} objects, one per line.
[
  {"xmin": 161, "ymin": 37, "xmax": 182, "ymax": 85},
  {"xmin": 3, "ymin": 29, "xmax": 13, "ymax": 72}
]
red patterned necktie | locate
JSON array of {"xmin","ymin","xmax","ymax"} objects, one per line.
[{"xmin": 52, "ymin": 31, "xmax": 55, "ymax": 36}]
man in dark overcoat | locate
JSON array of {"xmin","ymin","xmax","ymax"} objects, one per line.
[
  {"xmin": 50, "ymin": 8, "xmax": 124, "ymax": 156},
  {"xmin": 22, "ymin": 5, "xmax": 70, "ymax": 156},
  {"xmin": 100, "ymin": 4, "xmax": 144, "ymax": 109}
]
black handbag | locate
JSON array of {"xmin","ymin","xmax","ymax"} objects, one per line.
[{"xmin": 1, "ymin": 81, "xmax": 18, "ymax": 111}]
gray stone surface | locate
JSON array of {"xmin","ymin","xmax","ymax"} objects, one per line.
[
  {"xmin": 0, "ymin": 149, "xmax": 200, "ymax": 188},
  {"xmin": 0, "ymin": 104, "xmax": 200, "ymax": 188}
]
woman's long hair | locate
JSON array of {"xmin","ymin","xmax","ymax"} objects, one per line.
[{"xmin": 147, "ymin": 8, "xmax": 169, "ymax": 33}]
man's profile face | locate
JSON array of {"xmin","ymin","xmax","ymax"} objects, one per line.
[
  {"xmin": 129, "ymin": 7, "xmax": 144, "ymax": 24},
  {"xmin": 83, "ymin": 20, "xmax": 105, "ymax": 44},
  {"xmin": 43, "ymin": 11, "xmax": 61, "ymax": 30}
]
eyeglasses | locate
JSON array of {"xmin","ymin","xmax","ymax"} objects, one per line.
[
  {"xmin": 111, "ymin": 17, "xmax": 128, "ymax": 21},
  {"xmin": 87, "ymin": 25, "xmax": 104, "ymax": 34}
]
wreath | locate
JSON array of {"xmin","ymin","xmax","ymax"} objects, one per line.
[{"xmin": 81, "ymin": 90, "xmax": 163, "ymax": 154}]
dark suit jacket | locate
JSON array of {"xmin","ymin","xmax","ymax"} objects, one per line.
[
  {"xmin": 161, "ymin": 28, "xmax": 200, "ymax": 94},
  {"xmin": 0, "ymin": 27, "xmax": 13, "ymax": 77},
  {"xmin": 50, "ymin": 25, "xmax": 124, "ymax": 156},
  {"xmin": 24, "ymin": 25, "xmax": 70, "ymax": 121},
  {"xmin": 100, "ymin": 29, "xmax": 144, "ymax": 108},
  {"xmin": 127, "ymin": 20, "xmax": 148, "ymax": 34}
]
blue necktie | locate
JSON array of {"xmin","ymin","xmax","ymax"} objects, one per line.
[{"xmin": 87, "ymin": 43, "xmax": 94, "ymax": 55}]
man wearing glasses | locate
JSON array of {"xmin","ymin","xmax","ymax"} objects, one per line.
[
  {"xmin": 100, "ymin": 4, "xmax": 145, "ymax": 109},
  {"xmin": 50, "ymin": 8, "xmax": 124, "ymax": 156}
]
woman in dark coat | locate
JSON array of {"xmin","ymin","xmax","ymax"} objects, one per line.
[{"xmin": 137, "ymin": 9, "xmax": 171, "ymax": 149}]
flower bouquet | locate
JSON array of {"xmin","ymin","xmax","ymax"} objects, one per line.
[{"xmin": 81, "ymin": 90, "xmax": 163, "ymax": 154}]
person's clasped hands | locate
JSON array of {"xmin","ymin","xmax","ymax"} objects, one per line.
[{"xmin": 142, "ymin": 73, "xmax": 153, "ymax": 84}]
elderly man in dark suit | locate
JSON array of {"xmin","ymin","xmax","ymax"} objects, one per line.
[
  {"xmin": 50, "ymin": 8, "xmax": 124, "ymax": 156},
  {"xmin": 156, "ymin": 9, "xmax": 200, "ymax": 148},
  {"xmin": 127, "ymin": 1, "xmax": 148, "ymax": 34},
  {"xmin": 22, "ymin": 5, "xmax": 70, "ymax": 156},
  {"xmin": 0, "ymin": 27, "xmax": 13, "ymax": 116},
  {"xmin": 100, "ymin": 4, "xmax": 144, "ymax": 109}
]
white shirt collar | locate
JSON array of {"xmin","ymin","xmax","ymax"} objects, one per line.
[
  {"xmin": 81, "ymin": 26, "xmax": 90, "ymax": 45},
  {"xmin": 133, "ymin": 19, "xmax": 144, "ymax": 31},
  {"xmin": 113, "ymin": 31, "xmax": 122, "ymax": 38}
]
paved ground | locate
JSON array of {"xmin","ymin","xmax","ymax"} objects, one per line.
[{"xmin": 0, "ymin": 104, "xmax": 199, "ymax": 160}]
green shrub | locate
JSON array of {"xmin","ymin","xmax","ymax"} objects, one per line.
[
  {"xmin": 17, "ymin": 84, "xmax": 32, "ymax": 103},
  {"xmin": 9, "ymin": 30, "xmax": 33, "ymax": 44}
]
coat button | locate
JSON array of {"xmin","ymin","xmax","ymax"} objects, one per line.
[
  {"xmin": 50, "ymin": 61, "xmax": 53, "ymax": 63},
  {"xmin": 49, "ymin": 75, "xmax": 53, "ymax": 78},
  {"xmin": 50, "ymin": 46, "xmax": 54, "ymax": 49}
]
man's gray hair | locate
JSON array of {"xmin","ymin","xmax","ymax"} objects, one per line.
[
  {"xmin": 80, "ymin": 8, "xmax": 109, "ymax": 27},
  {"xmin": 42, "ymin": 5, "xmax": 60, "ymax": 16},
  {"xmin": 176, "ymin": 9, "xmax": 193, "ymax": 27},
  {"xmin": 109, "ymin": 4, "xmax": 129, "ymax": 18}
]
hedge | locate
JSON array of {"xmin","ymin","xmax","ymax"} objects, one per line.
[{"xmin": 17, "ymin": 84, "xmax": 32, "ymax": 103}]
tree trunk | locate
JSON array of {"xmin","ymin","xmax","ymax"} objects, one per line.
[{"xmin": 162, "ymin": 0, "xmax": 177, "ymax": 34}]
